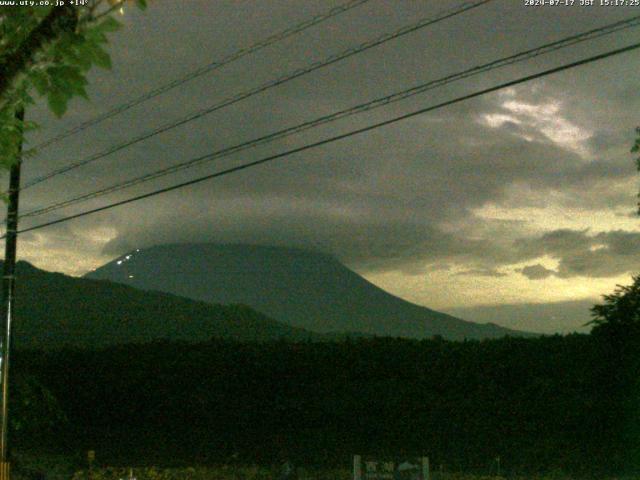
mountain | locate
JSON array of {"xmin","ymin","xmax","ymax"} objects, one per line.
[
  {"xmin": 85, "ymin": 243, "xmax": 531, "ymax": 340},
  {"xmin": 444, "ymin": 299, "xmax": 597, "ymax": 335},
  {"xmin": 8, "ymin": 261, "xmax": 321, "ymax": 349}
]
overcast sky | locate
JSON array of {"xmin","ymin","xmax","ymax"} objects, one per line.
[{"xmin": 11, "ymin": 0, "xmax": 640, "ymax": 333}]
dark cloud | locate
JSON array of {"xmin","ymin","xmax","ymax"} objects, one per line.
[
  {"xmin": 518, "ymin": 264, "xmax": 556, "ymax": 280},
  {"xmin": 601, "ymin": 230, "xmax": 640, "ymax": 256},
  {"xmin": 513, "ymin": 230, "xmax": 640, "ymax": 279},
  {"xmin": 10, "ymin": 0, "xmax": 640, "ymax": 313},
  {"xmin": 514, "ymin": 229, "xmax": 593, "ymax": 258}
]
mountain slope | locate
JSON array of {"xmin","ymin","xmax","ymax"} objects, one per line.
[
  {"xmin": 9, "ymin": 261, "xmax": 320, "ymax": 349},
  {"xmin": 85, "ymin": 243, "xmax": 530, "ymax": 340},
  {"xmin": 445, "ymin": 299, "xmax": 596, "ymax": 335}
]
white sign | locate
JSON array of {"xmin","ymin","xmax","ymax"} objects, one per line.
[{"xmin": 354, "ymin": 456, "xmax": 429, "ymax": 480}]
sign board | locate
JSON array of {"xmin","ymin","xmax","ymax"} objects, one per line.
[{"xmin": 354, "ymin": 456, "xmax": 429, "ymax": 480}]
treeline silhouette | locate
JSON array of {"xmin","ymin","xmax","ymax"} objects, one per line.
[{"xmin": 9, "ymin": 328, "xmax": 639, "ymax": 477}]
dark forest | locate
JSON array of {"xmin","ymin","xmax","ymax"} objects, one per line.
[{"xmin": 10, "ymin": 324, "xmax": 639, "ymax": 477}]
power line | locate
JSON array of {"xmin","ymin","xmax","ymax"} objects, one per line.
[
  {"xmin": 23, "ymin": 0, "xmax": 373, "ymax": 155},
  {"xmin": 20, "ymin": 14, "xmax": 640, "ymax": 219},
  {"xmin": 20, "ymin": 0, "xmax": 494, "ymax": 191},
  {"xmin": 12, "ymin": 40, "xmax": 640, "ymax": 238}
]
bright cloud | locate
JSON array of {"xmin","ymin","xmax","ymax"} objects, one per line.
[{"xmin": 481, "ymin": 96, "xmax": 593, "ymax": 158}]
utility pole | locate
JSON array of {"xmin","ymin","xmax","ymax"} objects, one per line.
[{"xmin": 0, "ymin": 107, "xmax": 24, "ymax": 480}]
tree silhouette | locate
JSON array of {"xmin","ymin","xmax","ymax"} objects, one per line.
[
  {"xmin": 589, "ymin": 276, "xmax": 640, "ymax": 472},
  {"xmin": 589, "ymin": 275, "xmax": 640, "ymax": 336}
]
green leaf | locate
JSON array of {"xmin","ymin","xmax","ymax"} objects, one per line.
[
  {"xmin": 51, "ymin": 65, "xmax": 87, "ymax": 92},
  {"xmin": 84, "ymin": 28, "xmax": 109, "ymax": 44},
  {"xmin": 94, "ymin": 16, "xmax": 121, "ymax": 34},
  {"xmin": 89, "ymin": 44, "xmax": 112, "ymax": 70},
  {"xmin": 29, "ymin": 70, "xmax": 50, "ymax": 96},
  {"xmin": 136, "ymin": 0, "xmax": 148, "ymax": 10},
  {"xmin": 74, "ymin": 42, "xmax": 95, "ymax": 70},
  {"xmin": 75, "ymin": 84, "xmax": 89, "ymax": 100},
  {"xmin": 47, "ymin": 91, "xmax": 68, "ymax": 117}
]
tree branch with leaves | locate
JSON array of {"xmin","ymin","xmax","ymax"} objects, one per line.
[{"xmin": 0, "ymin": 0, "xmax": 148, "ymax": 171}]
